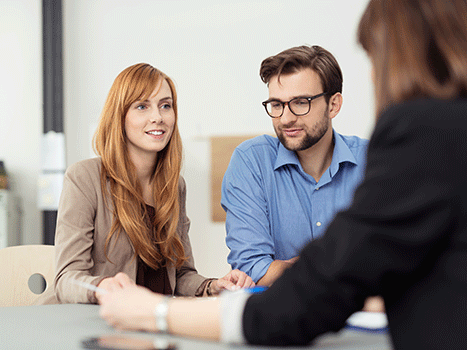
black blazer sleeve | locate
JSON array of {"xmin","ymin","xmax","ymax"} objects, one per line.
[{"xmin": 242, "ymin": 98, "xmax": 467, "ymax": 348}]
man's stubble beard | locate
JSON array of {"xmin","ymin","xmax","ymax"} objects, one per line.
[{"xmin": 275, "ymin": 109, "xmax": 330, "ymax": 152}]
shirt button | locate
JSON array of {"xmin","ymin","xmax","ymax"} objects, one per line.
[
  {"xmin": 316, "ymin": 187, "xmax": 320, "ymax": 190},
  {"xmin": 316, "ymin": 222, "xmax": 322, "ymax": 227}
]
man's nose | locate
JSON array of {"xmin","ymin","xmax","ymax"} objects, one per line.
[{"xmin": 279, "ymin": 103, "xmax": 298, "ymax": 125}]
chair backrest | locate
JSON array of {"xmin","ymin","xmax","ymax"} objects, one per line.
[{"xmin": 0, "ymin": 245, "xmax": 55, "ymax": 307}]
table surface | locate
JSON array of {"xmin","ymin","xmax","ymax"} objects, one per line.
[{"xmin": 0, "ymin": 304, "xmax": 393, "ymax": 350}]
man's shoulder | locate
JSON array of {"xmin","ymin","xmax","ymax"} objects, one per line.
[
  {"xmin": 236, "ymin": 134, "xmax": 280, "ymax": 154},
  {"xmin": 336, "ymin": 133, "xmax": 369, "ymax": 151},
  {"xmin": 226, "ymin": 135, "xmax": 280, "ymax": 174}
]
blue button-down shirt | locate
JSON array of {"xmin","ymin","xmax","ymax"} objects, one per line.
[{"xmin": 222, "ymin": 131, "xmax": 368, "ymax": 282}]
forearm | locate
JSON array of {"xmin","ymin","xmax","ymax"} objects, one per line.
[
  {"xmin": 100, "ymin": 287, "xmax": 222, "ymax": 341},
  {"xmin": 168, "ymin": 298, "xmax": 221, "ymax": 340},
  {"xmin": 55, "ymin": 271, "xmax": 107, "ymax": 304},
  {"xmin": 257, "ymin": 258, "xmax": 297, "ymax": 286},
  {"xmin": 54, "ymin": 168, "xmax": 99, "ymax": 303}
]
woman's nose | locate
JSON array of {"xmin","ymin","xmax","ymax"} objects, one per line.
[{"xmin": 149, "ymin": 111, "xmax": 163, "ymax": 124}]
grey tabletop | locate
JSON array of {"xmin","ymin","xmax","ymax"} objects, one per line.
[{"xmin": 0, "ymin": 304, "xmax": 393, "ymax": 350}]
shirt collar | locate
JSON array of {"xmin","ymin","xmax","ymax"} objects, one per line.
[
  {"xmin": 329, "ymin": 131, "xmax": 358, "ymax": 177},
  {"xmin": 274, "ymin": 141, "xmax": 300, "ymax": 170},
  {"xmin": 274, "ymin": 129, "xmax": 358, "ymax": 176}
]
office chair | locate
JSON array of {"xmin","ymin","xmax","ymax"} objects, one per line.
[{"xmin": 0, "ymin": 245, "xmax": 55, "ymax": 307}]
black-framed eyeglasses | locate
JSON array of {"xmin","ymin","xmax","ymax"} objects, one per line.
[{"xmin": 262, "ymin": 92, "xmax": 327, "ymax": 118}]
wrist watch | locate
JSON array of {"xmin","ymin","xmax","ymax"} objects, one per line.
[{"xmin": 154, "ymin": 296, "xmax": 171, "ymax": 333}]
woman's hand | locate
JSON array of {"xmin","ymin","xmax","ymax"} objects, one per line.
[
  {"xmin": 362, "ymin": 296, "xmax": 386, "ymax": 312},
  {"xmin": 100, "ymin": 286, "xmax": 222, "ymax": 340},
  {"xmin": 99, "ymin": 285, "xmax": 162, "ymax": 332},
  {"xmin": 96, "ymin": 272, "xmax": 135, "ymax": 300},
  {"xmin": 209, "ymin": 269, "xmax": 255, "ymax": 295}
]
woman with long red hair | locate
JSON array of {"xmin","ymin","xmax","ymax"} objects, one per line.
[{"xmin": 37, "ymin": 63, "xmax": 253, "ymax": 304}]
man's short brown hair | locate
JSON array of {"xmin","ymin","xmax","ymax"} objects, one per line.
[{"xmin": 259, "ymin": 45, "xmax": 343, "ymax": 102}]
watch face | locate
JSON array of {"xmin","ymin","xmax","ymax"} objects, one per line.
[
  {"xmin": 154, "ymin": 296, "xmax": 171, "ymax": 332},
  {"xmin": 82, "ymin": 335, "xmax": 177, "ymax": 350}
]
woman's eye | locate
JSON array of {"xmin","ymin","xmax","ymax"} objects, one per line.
[
  {"xmin": 136, "ymin": 104, "xmax": 147, "ymax": 110},
  {"xmin": 160, "ymin": 103, "xmax": 172, "ymax": 110}
]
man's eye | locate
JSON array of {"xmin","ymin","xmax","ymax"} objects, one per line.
[
  {"xmin": 270, "ymin": 102, "xmax": 282, "ymax": 109},
  {"xmin": 293, "ymin": 99, "xmax": 309, "ymax": 106}
]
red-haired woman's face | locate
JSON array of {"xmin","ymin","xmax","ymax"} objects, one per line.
[{"xmin": 124, "ymin": 79, "xmax": 175, "ymax": 164}]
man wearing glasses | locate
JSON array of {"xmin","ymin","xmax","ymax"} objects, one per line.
[{"xmin": 222, "ymin": 45, "xmax": 369, "ymax": 287}]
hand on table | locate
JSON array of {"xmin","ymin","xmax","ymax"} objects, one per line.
[
  {"xmin": 209, "ymin": 269, "xmax": 255, "ymax": 295},
  {"xmin": 96, "ymin": 272, "xmax": 135, "ymax": 300},
  {"xmin": 99, "ymin": 284, "xmax": 161, "ymax": 332}
]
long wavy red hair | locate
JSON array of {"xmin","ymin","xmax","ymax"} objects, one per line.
[{"xmin": 93, "ymin": 63, "xmax": 186, "ymax": 270}]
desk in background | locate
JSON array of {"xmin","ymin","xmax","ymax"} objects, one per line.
[{"xmin": 0, "ymin": 304, "xmax": 392, "ymax": 350}]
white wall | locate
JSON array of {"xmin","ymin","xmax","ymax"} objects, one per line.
[
  {"xmin": 0, "ymin": 0, "xmax": 42, "ymax": 244},
  {"xmin": 1, "ymin": 0, "xmax": 374, "ymax": 278}
]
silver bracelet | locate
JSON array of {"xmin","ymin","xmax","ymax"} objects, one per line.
[
  {"xmin": 206, "ymin": 279, "xmax": 214, "ymax": 296},
  {"xmin": 154, "ymin": 296, "xmax": 171, "ymax": 333}
]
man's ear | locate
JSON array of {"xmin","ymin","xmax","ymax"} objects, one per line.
[{"xmin": 327, "ymin": 92, "xmax": 343, "ymax": 119}]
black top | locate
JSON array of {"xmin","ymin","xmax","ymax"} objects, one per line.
[
  {"xmin": 136, "ymin": 205, "xmax": 172, "ymax": 295},
  {"xmin": 243, "ymin": 98, "xmax": 467, "ymax": 349}
]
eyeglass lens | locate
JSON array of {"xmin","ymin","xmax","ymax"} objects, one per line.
[{"xmin": 265, "ymin": 97, "xmax": 311, "ymax": 117}]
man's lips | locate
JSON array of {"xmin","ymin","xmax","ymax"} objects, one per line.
[{"xmin": 282, "ymin": 128, "xmax": 303, "ymax": 137}]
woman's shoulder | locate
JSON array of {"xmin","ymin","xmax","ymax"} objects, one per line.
[
  {"xmin": 65, "ymin": 157, "xmax": 102, "ymax": 181},
  {"xmin": 178, "ymin": 175, "xmax": 187, "ymax": 193},
  {"xmin": 380, "ymin": 98, "xmax": 467, "ymax": 122},
  {"xmin": 376, "ymin": 98, "xmax": 467, "ymax": 135}
]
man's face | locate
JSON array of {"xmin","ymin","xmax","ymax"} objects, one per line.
[{"xmin": 268, "ymin": 68, "xmax": 330, "ymax": 152}]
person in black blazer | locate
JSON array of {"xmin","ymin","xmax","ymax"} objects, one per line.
[{"xmin": 99, "ymin": 0, "xmax": 467, "ymax": 348}]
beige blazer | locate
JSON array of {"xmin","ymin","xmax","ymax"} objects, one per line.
[{"xmin": 36, "ymin": 157, "xmax": 207, "ymax": 304}]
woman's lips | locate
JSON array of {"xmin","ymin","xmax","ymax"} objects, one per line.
[{"xmin": 146, "ymin": 130, "xmax": 165, "ymax": 139}]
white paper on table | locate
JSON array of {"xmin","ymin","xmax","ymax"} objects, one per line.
[{"xmin": 345, "ymin": 311, "xmax": 388, "ymax": 331}]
